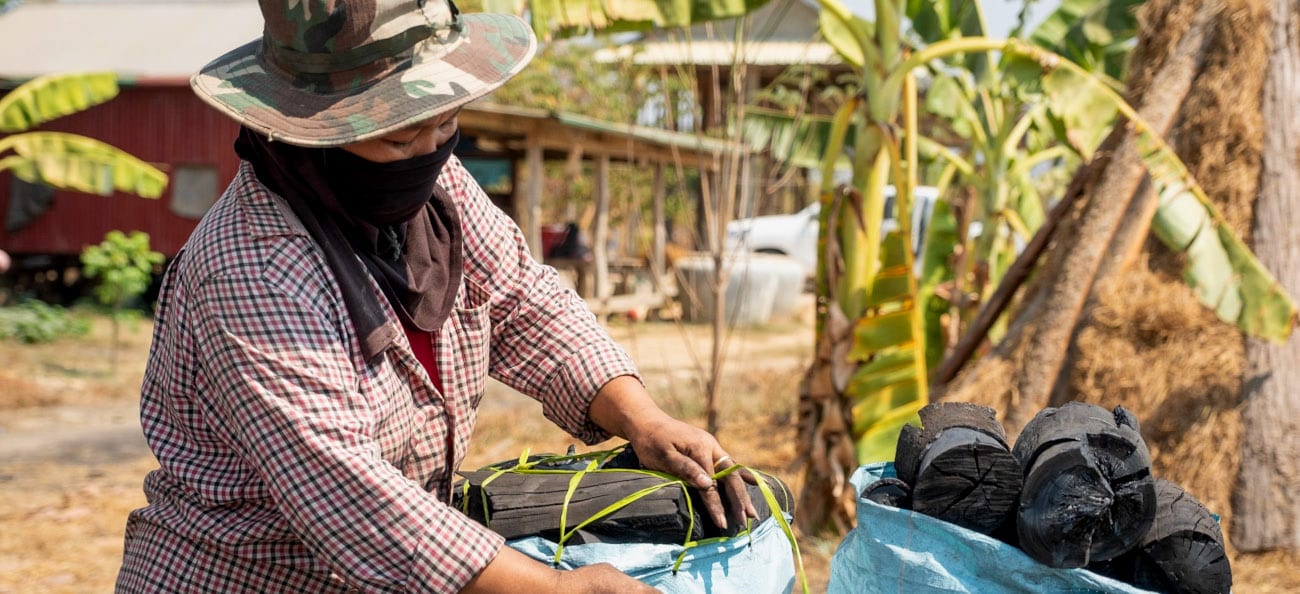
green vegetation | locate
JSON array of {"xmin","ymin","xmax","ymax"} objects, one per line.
[
  {"xmin": 80, "ymin": 230, "xmax": 162, "ymax": 314},
  {"xmin": 80, "ymin": 230, "xmax": 163, "ymax": 365},
  {"xmin": 0, "ymin": 300, "xmax": 89, "ymax": 343},
  {"xmin": 0, "ymin": 72, "xmax": 167, "ymax": 198}
]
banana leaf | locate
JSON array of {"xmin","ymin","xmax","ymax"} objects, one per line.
[
  {"xmin": 0, "ymin": 132, "xmax": 167, "ymax": 198},
  {"xmin": 741, "ymin": 108, "xmax": 835, "ymax": 170},
  {"xmin": 1143, "ymin": 144, "xmax": 1295, "ymax": 342},
  {"xmin": 816, "ymin": 0, "xmax": 877, "ymax": 69},
  {"xmin": 0, "ymin": 72, "xmax": 119, "ymax": 133},
  {"xmin": 917, "ymin": 196, "xmax": 958, "ymax": 374},
  {"xmin": 896, "ymin": 37, "xmax": 1296, "ymax": 341},
  {"xmin": 843, "ymin": 231, "xmax": 927, "ymax": 462},
  {"xmin": 1033, "ymin": 52, "xmax": 1297, "ymax": 342},
  {"xmin": 1028, "ymin": 0, "xmax": 1142, "ymax": 84}
]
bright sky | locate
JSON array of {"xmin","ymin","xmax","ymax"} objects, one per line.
[{"xmin": 839, "ymin": 0, "xmax": 1062, "ymax": 39}]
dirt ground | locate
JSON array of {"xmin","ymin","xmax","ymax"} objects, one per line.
[
  {"xmin": 0, "ymin": 300, "xmax": 1291, "ymax": 593},
  {"xmin": 0, "ymin": 302, "xmax": 836, "ymax": 593}
]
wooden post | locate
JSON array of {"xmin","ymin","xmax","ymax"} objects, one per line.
[
  {"xmin": 624, "ymin": 165, "xmax": 640, "ymax": 263},
  {"xmin": 594, "ymin": 154, "xmax": 611, "ymax": 300},
  {"xmin": 652, "ymin": 164, "xmax": 667, "ymax": 280},
  {"xmin": 523, "ymin": 136, "xmax": 544, "ymax": 259}
]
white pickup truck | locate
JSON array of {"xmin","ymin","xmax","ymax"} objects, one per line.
[{"xmin": 725, "ymin": 185, "xmax": 942, "ymax": 280}]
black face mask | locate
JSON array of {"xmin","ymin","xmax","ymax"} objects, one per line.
[{"xmin": 322, "ymin": 129, "xmax": 461, "ymax": 226}]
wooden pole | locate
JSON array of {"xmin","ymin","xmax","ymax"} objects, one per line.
[
  {"xmin": 594, "ymin": 154, "xmax": 611, "ymax": 300},
  {"xmin": 652, "ymin": 164, "xmax": 667, "ymax": 281},
  {"xmin": 524, "ymin": 136, "xmax": 544, "ymax": 259}
]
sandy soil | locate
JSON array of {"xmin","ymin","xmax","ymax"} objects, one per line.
[
  {"xmin": 2, "ymin": 299, "xmax": 1292, "ymax": 593},
  {"xmin": 0, "ymin": 302, "xmax": 833, "ymax": 593}
]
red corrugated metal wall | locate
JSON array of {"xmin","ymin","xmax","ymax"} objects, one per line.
[{"xmin": 0, "ymin": 85, "xmax": 242, "ymax": 257}]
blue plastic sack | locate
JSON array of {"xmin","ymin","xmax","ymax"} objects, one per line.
[
  {"xmin": 508, "ymin": 513, "xmax": 796, "ymax": 594},
  {"xmin": 828, "ymin": 463, "xmax": 1156, "ymax": 594}
]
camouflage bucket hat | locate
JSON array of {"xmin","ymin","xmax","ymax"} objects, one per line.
[{"xmin": 192, "ymin": 0, "xmax": 536, "ymax": 147}]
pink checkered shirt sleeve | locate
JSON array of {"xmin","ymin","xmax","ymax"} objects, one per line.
[
  {"xmin": 119, "ymin": 157, "xmax": 643, "ymax": 593},
  {"xmin": 191, "ymin": 271, "xmax": 503, "ymax": 592},
  {"xmin": 118, "ymin": 164, "xmax": 508, "ymax": 593}
]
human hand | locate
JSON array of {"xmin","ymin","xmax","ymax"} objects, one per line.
[
  {"xmin": 588, "ymin": 376, "xmax": 758, "ymax": 531},
  {"xmin": 556, "ymin": 563, "xmax": 659, "ymax": 593},
  {"xmin": 623, "ymin": 414, "xmax": 758, "ymax": 532},
  {"xmin": 464, "ymin": 547, "xmax": 657, "ymax": 593}
]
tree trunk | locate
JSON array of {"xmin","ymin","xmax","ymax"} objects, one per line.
[
  {"xmin": 794, "ymin": 305, "xmax": 859, "ymax": 535},
  {"xmin": 1234, "ymin": 0, "xmax": 1300, "ymax": 553},
  {"xmin": 940, "ymin": 3, "xmax": 1218, "ymax": 434}
]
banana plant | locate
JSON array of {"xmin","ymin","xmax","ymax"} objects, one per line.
[
  {"xmin": 0, "ymin": 72, "xmax": 167, "ymax": 199},
  {"xmin": 1027, "ymin": 0, "xmax": 1143, "ymax": 86},
  {"xmin": 749, "ymin": 0, "xmax": 1298, "ymax": 534}
]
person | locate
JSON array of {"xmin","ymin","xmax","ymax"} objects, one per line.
[{"xmin": 114, "ymin": 1, "xmax": 755, "ymax": 592}]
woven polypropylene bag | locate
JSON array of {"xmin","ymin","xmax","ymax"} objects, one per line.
[
  {"xmin": 828, "ymin": 463, "xmax": 1157, "ymax": 594},
  {"xmin": 508, "ymin": 512, "xmax": 796, "ymax": 594}
]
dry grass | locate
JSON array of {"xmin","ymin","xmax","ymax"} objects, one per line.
[
  {"xmin": 2, "ymin": 306, "xmax": 1296, "ymax": 593},
  {"xmin": 0, "ymin": 310, "xmax": 836, "ymax": 593}
]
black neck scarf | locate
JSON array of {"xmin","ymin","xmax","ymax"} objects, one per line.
[{"xmin": 234, "ymin": 127, "xmax": 464, "ymax": 361}]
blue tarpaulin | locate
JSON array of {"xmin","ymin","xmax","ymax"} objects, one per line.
[
  {"xmin": 508, "ymin": 513, "xmax": 797, "ymax": 594},
  {"xmin": 828, "ymin": 463, "xmax": 1157, "ymax": 594}
]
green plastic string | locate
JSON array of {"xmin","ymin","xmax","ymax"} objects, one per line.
[
  {"xmin": 457, "ymin": 480, "xmax": 473, "ymax": 515},
  {"xmin": 477, "ymin": 465, "xmax": 524, "ymax": 527},
  {"xmin": 747, "ymin": 466, "xmax": 810, "ymax": 594},
  {"xmin": 554, "ymin": 459, "xmax": 598, "ymax": 566}
]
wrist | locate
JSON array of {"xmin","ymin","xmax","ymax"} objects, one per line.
[{"xmin": 588, "ymin": 375, "xmax": 667, "ymax": 439}]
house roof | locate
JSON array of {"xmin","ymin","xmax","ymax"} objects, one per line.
[
  {"xmin": 595, "ymin": 0, "xmax": 840, "ymax": 67},
  {"xmin": 460, "ymin": 102, "xmax": 745, "ymax": 168},
  {"xmin": 595, "ymin": 40, "xmax": 840, "ymax": 67},
  {"xmin": 0, "ymin": 1, "xmax": 262, "ymax": 82}
]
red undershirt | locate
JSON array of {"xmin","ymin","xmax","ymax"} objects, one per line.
[{"xmin": 404, "ymin": 325, "xmax": 443, "ymax": 394}]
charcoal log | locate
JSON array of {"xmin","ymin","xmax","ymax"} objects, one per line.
[
  {"xmin": 862, "ymin": 477, "xmax": 912, "ymax": 509},
  {"xmin": 894, "ymin": 423, "xmax": 925, "ymax": 486},
  {"xmin": 1013, "ymin": 402, "xmax": 1157, "ymax": 568},
  {"xmin": 1129, "ymin": 479, "xmax": 1231, "ymax": 594},
  {"xmin": 893, "ymin": 402, "xmax": 1022, "ymax": 535},
  {"xmin": 455, "ymin": 470, "xmax": 702, "ymax": 544}
]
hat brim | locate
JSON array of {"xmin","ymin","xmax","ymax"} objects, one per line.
[{"xmin": 191, "ymin": 13, "xmax": 536, "ymax": 148}]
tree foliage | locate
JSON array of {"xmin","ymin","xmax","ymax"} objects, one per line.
[
  {"xmin": 0, "ymin": 72, "xmax": 168, "ymax": 199},
  {"xmin": 80, "ymin": 230, "xmax": 163, "ymax": 313}
]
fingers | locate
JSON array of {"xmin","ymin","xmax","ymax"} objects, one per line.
[
  {"xmin": 697, "ymin": 477, "xmax": 728, "ymax": 530},
  {"xmin": 720, "ymin": 472, "xmax": 750, "ymax": 527},
  {"xmin": 656, "ymin": 446, "xmax": 713, "ymax": 490}
]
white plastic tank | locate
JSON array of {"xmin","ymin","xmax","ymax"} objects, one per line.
[{"xmin": 674, "ymin": 252, "xmax": 804, "ymax": 326}]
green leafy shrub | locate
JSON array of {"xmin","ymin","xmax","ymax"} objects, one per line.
[
  {"xmin": 0, "ymin": 300, "xmax": 90, "ymax": 343},
  {"xmin": 80, "ymin": 230, "xmax": 163, "ymax": 313}
]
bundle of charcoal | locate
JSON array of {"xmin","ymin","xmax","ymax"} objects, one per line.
[
  {"xmin": 884, "ymin": 402, "xmax": 1023, "ymax": 536},
  {"xmin": 1091, "ymin": 479, "xmax": 1234, "ymax": 594},
  {"xmin": 454, "ymin": 445, "xmax": 794, "ymax": 545},
  {"xmin": 861, "ymin": 401, "xmax": 1231, "ymax": 594},
  {"xmin": 1014, "ymin": 402, "xmax": 1160, "ymax": 570}
]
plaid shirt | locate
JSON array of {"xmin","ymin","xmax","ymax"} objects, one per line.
[{"xmin": 117, "ymin": 158, "xmax": 638, "ymax": 593}]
